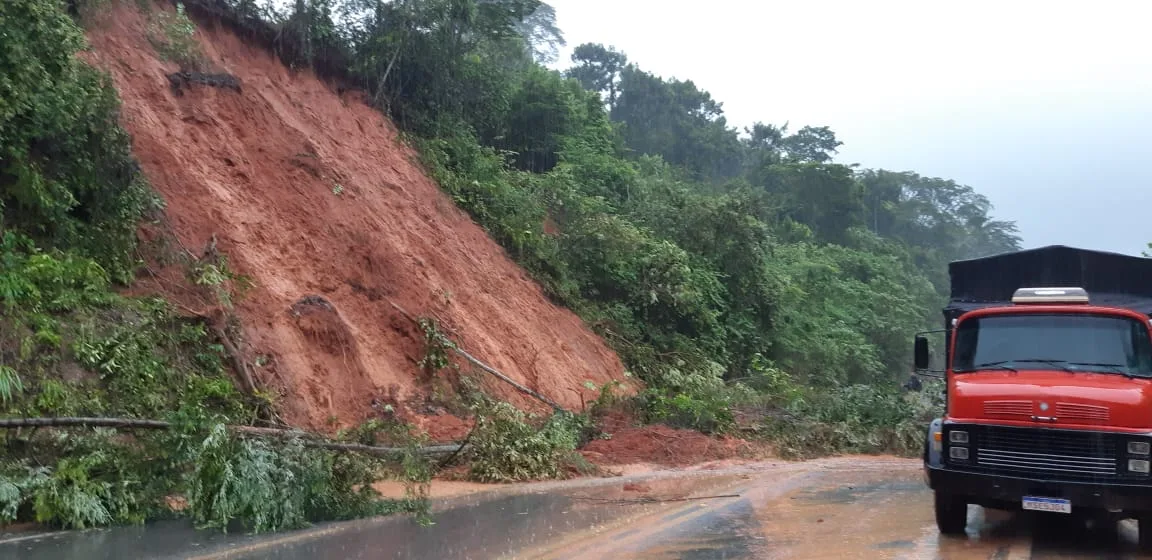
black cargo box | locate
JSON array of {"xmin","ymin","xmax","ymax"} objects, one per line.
[{"xmin": 947, "ymin": 245, "xmax": 1152, "ymax": 316}]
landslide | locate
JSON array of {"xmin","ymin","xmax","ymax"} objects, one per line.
[{"xmin": 81, "ymin": 3, "xmax": 628, "ymax": 437}]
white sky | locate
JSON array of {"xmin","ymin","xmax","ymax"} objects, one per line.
[{"xmin": 546, "ymin": 0, "xmax": 1152, "ymax": 256}]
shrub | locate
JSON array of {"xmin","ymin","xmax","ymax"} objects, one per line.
[
  {"xmin": 467, "ymin": 400, "xmax": 589, "ymax": 482},
  {"xmin": 147, "ymin": 3, "xmax": 204, "ymax": 70}
]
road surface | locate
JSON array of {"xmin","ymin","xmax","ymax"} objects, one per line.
[{"xmin": 2, "ymin": 456, "xmax": 1149, "ymax": 559}]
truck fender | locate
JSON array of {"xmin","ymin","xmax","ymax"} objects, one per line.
[{"xmin": 924, "ymin": 417, "xmax": 943, "ymax": 468}]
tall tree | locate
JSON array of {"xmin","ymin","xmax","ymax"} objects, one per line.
[
  {"xmin": 566, "ymin": 43, "xmax": 627, "ymax": 108},
  {"xmin": 760, "ymin": 163, "xmax": 865, "ymax": 246},
  {"xmin": 609, "ymin": 66, "xmax": 742, "ymax": 179},
  {"xmin": 780, "ymin": 125, "xmax": 841, "ymax": 163},
  {"xmin": 514, "ymin": 2, "xmax": 564, "ymax": 64}
]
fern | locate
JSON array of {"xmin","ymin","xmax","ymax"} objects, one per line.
[{"xmin": 0, "ymin": 365, "xmax": 23, "ymax": 404}]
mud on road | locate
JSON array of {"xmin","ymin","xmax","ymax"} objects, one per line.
[{"xmin": 4, "ymin": 456, "xmax": 1150, "ymax": 559}]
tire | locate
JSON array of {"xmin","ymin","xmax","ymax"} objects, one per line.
[
  {"xmin": 1139, "ymin": 514, "xmax": 1152, "ymax": 550},
  {"xmin": 935, "ymin": 491, "xmax": 967, "ymax": 535}
]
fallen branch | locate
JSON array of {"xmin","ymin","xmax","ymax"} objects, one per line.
[
  {"xmin": 0, "ymin": 417, "xmax": 463, "ymax": 457},
  {"xmin": 436, "ymin": 422, "xmax": 476, "ymax": 470},
  {"xmin": 0, "ymin": 417, "xmax": 171, "ymax": 430},
  {"xmin": 210, "ymin": 323, "xmax": 258, "ymax": 397},
  {"xmin": 387, "ymin": 300, "xmax": 565, "ymax": 413},
  {"xmin": 454, "ymin": 346, "xmax": 564, "ymax": 412}
]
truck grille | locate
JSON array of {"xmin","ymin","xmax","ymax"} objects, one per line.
[
  {"xmin": 1054, "ymin": 402, "xmax": 1110, "ymax": 423},
  {"xmin": 983, "ymin": 400, "xmax": 1032, "ymax": 419},
  {"xmin": 949, "ymin": 424, "xmax": 1129, "ymax": 481},
  {"xmin": 978, "ymin": 448, "xmax": 1116, "ymax": 476}
]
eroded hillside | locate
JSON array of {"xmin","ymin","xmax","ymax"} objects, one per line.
[{"xmin": 81, "ymin": 3, "xmax": 629, "ymax": 437}]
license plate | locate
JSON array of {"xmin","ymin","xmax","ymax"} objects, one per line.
[{"xmin": 1022, "ymin": 496, "xmax": 1072, "ymax": 513}]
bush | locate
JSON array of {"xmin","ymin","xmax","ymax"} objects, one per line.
[
  {"xmin": 762, "ymin": 383, "xmax": 935, "ymax": 458},
  {"xmin": 0, "ymin": 421, "xmax": 432, "ymax": 532},
  {"xmin": 467, "ymin": 400, "xmax": 589, "ymax": 482},
  {"xmin": 147, "ymin": 3, "xmax": 204, "ymax": 70},
  {"xmin": 0, "ymin": 0, "xmax": 153, "ymax": 281},
  {"xmin": 0, "ymin": 427, "xmax": 169, "ymax": 529},
  {"xmin": 183, "ymin": 423, "xmax": 409, "ymax": 533}
]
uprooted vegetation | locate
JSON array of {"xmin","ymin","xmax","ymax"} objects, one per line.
[
  {"xmin": 0, "ymin": 243, "xmax": 435, "ymax": 530},
  {"xmin": 461, "ymin": 392, "xmax": 594, "ymax": 483}
]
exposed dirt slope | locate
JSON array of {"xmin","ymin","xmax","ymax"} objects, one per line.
[{"xmin": 82, "ymin": 4, "xmax": 629, "ymax": 437}]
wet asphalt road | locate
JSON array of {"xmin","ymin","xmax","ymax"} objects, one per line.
[{"xmin": 3, "ymin": 457, "xmax": 1152, "ymax": 559}]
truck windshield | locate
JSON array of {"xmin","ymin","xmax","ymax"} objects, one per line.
[{"xmin": 953, "ymin": 313, "xmax": 1152, "ymax": 377}]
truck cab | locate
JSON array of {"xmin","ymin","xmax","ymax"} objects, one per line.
[{"xmin": 918, "ymin": 246, "xmax": 1152, "ymax": 546}]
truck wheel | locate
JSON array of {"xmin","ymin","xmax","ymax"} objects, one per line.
[
  {"xmin": 934, "ymin": 491, "xmax": 967, "ymax": 535},
  {"xmin": 1140, "ymin": 515, "xmax": 1152, "ymax": 550}
]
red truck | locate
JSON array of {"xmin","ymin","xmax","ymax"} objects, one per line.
[{"xmin": 918, "ymin": 245, "xmax": 1152, "ymax": 546}]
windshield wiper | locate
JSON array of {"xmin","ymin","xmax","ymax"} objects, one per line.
[
  {"xmin": 1008, "ymin": 358, "xmax": 1076, "ymax": 372},
  {"xmin": 956, "ymin": 358, "xmax": 1074, "ymax": 373},
  {"xmin": 956, "ymin": 360, "xmax": 1018, "ymax": 373},
  {"xmin": 956, "ymin": 359, "xmax": 1148, "ymax": 377},
  {"xmin": 1066, "ymin": 362, "xmax": 1140, "ymax": 377}
]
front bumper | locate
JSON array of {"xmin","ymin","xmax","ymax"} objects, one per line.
[{"xmin": 926, "ymin": 464, "xmax": 1152, "ymax": 513}]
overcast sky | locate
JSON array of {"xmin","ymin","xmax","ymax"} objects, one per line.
[{"xmin": 546, "ymin": 0, "xmax": 1152, "ymax": 256}]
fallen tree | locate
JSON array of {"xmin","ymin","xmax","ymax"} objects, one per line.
[{"xmin": 0, "ymin": 416, "xmax": 464, "ymax": 457}]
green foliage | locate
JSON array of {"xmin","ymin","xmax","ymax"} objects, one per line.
[
  {"xmin": 493, "ymin": 66, "xmax": 590, "ymax": 173},
  {"xmin": 0, "ymin": 233, "xmax": 112, "ymax": 324},
  {"xmin": 1, "ymin": 429, "xmax": 154, "ymax": 529},
  {"xmin": 761, "ymin": 382, "xmax": 942, "ymax": 459},
  {"xmin": 182, "ymin": 423, "xmax": 420, "ymax": 533},
  {"xmin": 611, "ymin": 66, "xmax": 744, "ymax": 180},
  {"xmin": 0, "ymin": 0, "xmax": 153, "ymax": 282},
  {"xmin": 767, "ymin": 237, "xmax": 937, "ymax": 385},
  {"xmin": 467, "ymin": 399, "xmax": 589, "ymax": 482},
  {"xmin": 641, "ymin": 389, "xmax": 735, "ymax": 434},
  {"xmin": 0, "ymin": 421, "xmax": 432, "ymax": 531},
  {"xmin": 0, "ymin": 241, "xmax": 431, "ymax": 530},
  {"xmin": 147, "ymin": 2, "xmax": 204, "ymax": 70},
  {"xmin": 759, "ymin": 163, "xmax": 864, "ymax": 246},
  {"xmin": 347, "ymin": 8, "xmax": 1007, "ymax": 451},
  {"xmin": 417, "ymin": 317, "xmax": 457, "ymax": 376},
  {"xmin": 190, "ymin": 253, "xmax": 248, "ymax": 309},
  {"xmin": 0, "ymin": 366, "xmax": 22, "ymax": 404},
  {"xmin": 0, "ymin": 0, "xmax": 431, "ymax": 532},
  {"xmin": 0, "ymin": 241, "xmax": 238, "ymax": 420},
  {"xmin": 567, "ymin": 43, "xmax": 626, "ymax": 107}
]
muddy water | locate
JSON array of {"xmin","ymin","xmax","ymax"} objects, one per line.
[{"xmin": 3, "ymin": 457, "xmax": 1150, "ymax": 559}]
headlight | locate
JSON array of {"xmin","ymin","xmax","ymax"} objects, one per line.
[
  {"xmin": 950, "ymin": 447, "xmax": 969, "ymax": 460},
  {"xmin": 949, "ymin": 430, "xmax": 969, "ymax": 444},
  {"xmin": 1129, "ymin": 441, "xmax": 1150, "ymax": 455},
  {"xmin": 1130, "ymin": 459, "xmax": 1150, "ymax": 473}
]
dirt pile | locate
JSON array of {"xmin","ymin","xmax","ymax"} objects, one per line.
[
  {"xmin": 82, "ymin": 3, "xmax": 630, "ymax": 438},
  {"xmin": 581, "ymin": 412, "xmax": 759, "ymax": 467}
]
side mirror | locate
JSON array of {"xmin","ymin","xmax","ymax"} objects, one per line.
[{"xmin": 914, "ymin": 335, "xmax": 930, "ymax": 370}]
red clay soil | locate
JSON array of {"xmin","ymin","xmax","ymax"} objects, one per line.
[
  {"xmin": 580, "ymin": 412, "xmax": 755, "ymax": 467},
  {"xmin": 81, "ymin": 3, "xmax": 632, "ymax": 438}
]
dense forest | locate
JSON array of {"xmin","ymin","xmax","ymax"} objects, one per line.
[{"xmin": 0, "ymin": 0, "xmax": 1018, "ymax": 532}]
